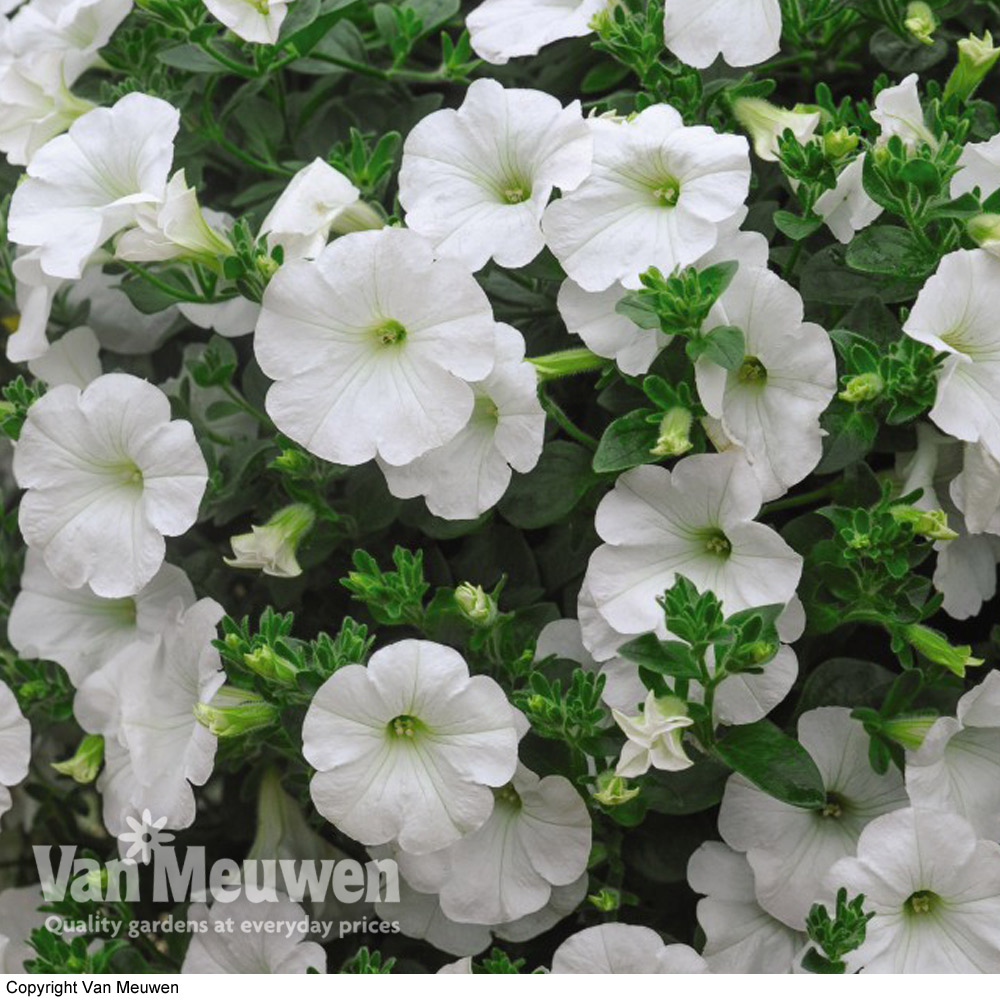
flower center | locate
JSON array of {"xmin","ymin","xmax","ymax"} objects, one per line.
[
  {"xmin": 503, "ymin": 185, "xmax": 530, "ymax": 205},
  {"xmin": 249, "ymin": 0, "xmax": 271, "ymax": 13},
  {"xmin": 372, "ymin": 319, "xmax": 407, "ymax": 347},
  {"xmin": 820, "ymin": 793, "xmax": 845, "ymax": 819},
  {"xmin": 493, "ymin": 784, "xmax": 522, "ymax": 809},
  {"xmin": 702, "ymin": 530, "xmax": 731, "ymax": 556},
  {"xmin": 389, "ymin": 714, "xmax": 420, "ymax": 738},
  {"xmin": 471, "ymin": 394, "xmax": 500, "ymax": 426},
  {"xmin": 738, "ymin": 355, "xmax": 768, "ymax": 384},
  {"xmin": 111, "ymin": 460, "xmax": 143, "ymax": 490},
  {"xmin": 907, "ymin": 890, "xmax": 939, "ymax": 916},
  {"xmin": 653, "ymin": 176, "xmax": 681, "ymax": 207}
]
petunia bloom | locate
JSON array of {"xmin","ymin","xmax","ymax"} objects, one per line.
[
  {"xmin": 254, "ymin": 228, "xmax": 498, "ymax": 467},
  {"xmin": 542, "ymin": 105, "xmax": 751, "ymax": 292},
  {"xmin": 14, "ymin": 373, "xmax": 208, "ymax": 598},
  {"xmin": 302, "ymin": 639, "xmax": 520, "ymax": 854},
  {"xmin": 399, "ymin": 79, "xmax": 592, "ymax": 271}
]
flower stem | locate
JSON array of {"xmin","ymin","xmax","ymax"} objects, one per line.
[
  {"xmin": 762, "ymin": 484, "xmax": 835, "ymax": 515},
  {"xmin": 538, "ymin": 384, "xmax": 599, "ymax": 451}
]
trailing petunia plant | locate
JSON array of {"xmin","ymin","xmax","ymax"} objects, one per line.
[{"xmin": 5, "ymin": 0, "xmax": 1000, "ymax": 977}]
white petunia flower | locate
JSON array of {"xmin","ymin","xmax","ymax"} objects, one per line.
[
  {"xmin": 26, "ymin": 326, "xmax": 101, "ymax": 389},
  {"xmin": 557, "ymin": 225, "xmax": 768, "ymax": 376},
  {"xmin": 827, "ymin": 808, "xmax": 1000, "ymax": 973},
  {"xmin": 302, "ymin": 639, "xmax": 520, "ymax": 854},
  {"xmin": 906, "ymin": 672, "xmax": 1000, "ymax": 839},
  {"xmin": 551, "ymin": 923, "xmax": 709, "ymax": 974},
  {"xmin": 225, "ymin": 503, "xmax": 315, "ymax": 578},
  {"xmin": 542, "ymin": 105, "xmax": 751, "ymax": 292},
  {"xmin": 378, "ymin": 866, "xmax": 587, "ymax": 956},
  {"xmin": 663, "ymin": 0, "xmax": 782, "ymax": 69},
  {"xmin": 115, "ymin": 170, "xmax": 233, "ymax": 264},
  {"xmin": 583, "ymin": 452, "xmax": 802, "ymax": 639},
  {"xmin": 182, "ymin": 897, "xmax": 327, "ymax": 974},
  {"xmin": 254, "ymin": 228, "xmax": 498, "ymax": 467},
  {"xmin": 688, "ymin": 841, "xmax": 805, "ymax": 973},
  {"xmin": 179, "ymin": 297, "xmax": 260, "ymax": 340},
  {"xmin": 7, "ymin": 0, "xmax": 132, "ymax": 69},
  {"xmin": 14, "ymin": 373, "xmax": 208, "ymax": 598},
  {"xmin": 378, "ymin": 323, "xmax": 545, "ymax": 519},
  {"xmin": 894, "ymin": 424, "xmax": 1000, "ymax": 620},
  {"xmin": 731, "ymin": 97, "xmax": 819, "ymax": 162},
  {"xmin": 466, "ymin": 0, "xmax": 607, "ymax": 65},
  {"xmin": 76, "ymin": 598, "xmax": 226, "ymax": 836},
  {"xmin": 813, "ymin": 156, "xmax": 883, "ymax": 245},
  {"xmin": 7, "ymin": 250, "xmax": 61, "ymax": 363},
  {"xmin": 952, "ymin": 441, "xmax": 1000, "ymax": 535},
  {"xmin": 695, "ymin": 265, "xmax": 837, "ymax": 500},
  {"xmin": 903, "ymin": 249, "xmax": 1000, "ymax": 462},
  {"xmin": 202, "ymin": 0, "xmax": 293, "ymax": 45},
  {"xmin": 0, "ymin": 50, "xmax": 94, "ymax": 166},
  {"xmin": 390, "ymin": 764, "xmax": 591, "ymax": 926},
  {"xmin": 8, "ymin": 93, "xmax": 179, "ymax": 280},
  {"xmin": 872, "ymin": 74, "xmax": 936, "ymax": 151},
  {"xmin": 0, "ymin": 681, "xmax": 30, "ymax": 829},
  {"xmin": 951, "ymin": 132, "xmax": 1000, "ymax": 199},
  {"xmin": 718, "ymin": 707, "xmax": 908, "ymax": 929},
  {"xmin": 260, "ymin": 158, "xmax": 365, "ymax": 261},
  {"xmin": 613, "ymin": 692, "xmax": 694, "ymax": 777},
  {"xmin": 399, "ymin": 79, "xmax": 592, "ymax": 271},
  {"xmin": 8, "ymin": 548, "xmax": 195, "ymax": 686}
]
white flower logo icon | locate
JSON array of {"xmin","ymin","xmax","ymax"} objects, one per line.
[{"xmin": 118, "ymin": 810, "xmax": 174, "ymax": 864}]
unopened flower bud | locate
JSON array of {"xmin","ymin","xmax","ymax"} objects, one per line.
[
  {"xmin": 839, "ymin": 371, "xmax": 884, "ymax": 403},
  {"xmin": 194, "ymin": 687, "xmax": 279, "ymax": 737},
  {"xmin": 883, "ymin": 713, "xmax": 939, "ymax": 750},
  {"xmin": 890, "ymin": 505, "xmax": 959, "ymax": 541},
  {"xmin": 904, "ymin": 2, "xmax": 936, "ymax": 45},
  {"xmin": 588, "ymin": 887, "xmax": 621, "ymax": 912},
  {"xmin": 225, "ymin": 503, "xmax": 316, "ymax": 579},
  {"xmin": 650, "ymin": 407, "xmax": 694, "ymax": 458},
  {"xmin": 592, "ymin": 770, "xmax": 640, "ymax": 807},
  {"xmin": 823, "ymin": 127, "xmax": 860, "ymax": 160},
  {"xmin": 243, "ymin": 644, "xmax": 300, "ymax": 685},
  {"xmin": 945, "ymin": 31, "xmax": 1000, "ymax": 102},
  {"xmin": 730, "ymin": 97, "xmax": 821, "ymax": 162},
  {"xmin": 52, "ymin": 735, "xmax": 104, "ymax": 784},
  {"xmin": 968, "ymin": 213, "xmax": 1000, "ymax": 256},
  {"xmin": 271, "ymin": 447, "xmax": 313, "ymax": 476},
  {"xmin": 454, "ymin": 582, "xmax": 498, "ymax": 627},
  {"xmin": 902, "ymin": 624, "xmax": 984, "ymax": 677}
]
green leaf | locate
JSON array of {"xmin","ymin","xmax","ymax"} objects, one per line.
[
  {"xmin": 899, "ymin": 159, "xmax": 941, "ymax": 198},
  {"xmin": 816, "ymin": 403, "xmax": 878, "ymax": 474},
  {"xmin": 119, "ymin": 275, "xmax": 180, "ymax": 315},
  {"xmin": 645, "ymin": 759, "xmax": 730, "ymax": 815},
  {"xmin": 592, "ymin": 409, "xmax": 659, "ymax": 474},
  {"xmin": 845, "ymin": 226, "xmax": 936, "ymax": 279},
  {"xmin": 714, "ymin": 719, "xmax": 827, "ymax": 809},
  {"xmin": 500, "ymin": 441, "xmax": 600, "ymax": 529},
  {"xmin": 773, "ymin": 210, "xmax": 825, "ymax": 241},
  {"xmin": 157, "ymin": 44, "xmax": 226, "ymax": 72},
  {"xmin": 616, "ymin": 634, "xmax": 702, "ymax": 680},
  {"xmin": 796, "ymin": 659, "xmax": 895, "ymax": 714},
  {"xmin": 285, "ymin": 0, "xmax": 359, "ymax": 56},
  {"xmin": 615, "ymin": 292, "xmax": 660, "ymax": 330},
  {"xmin": 691, "ymin": 325, "xmax": 745, "ymax": 370},
  {"xmin": 581, "ymin": 61, "xmax": 632, "ymax": 94}
]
